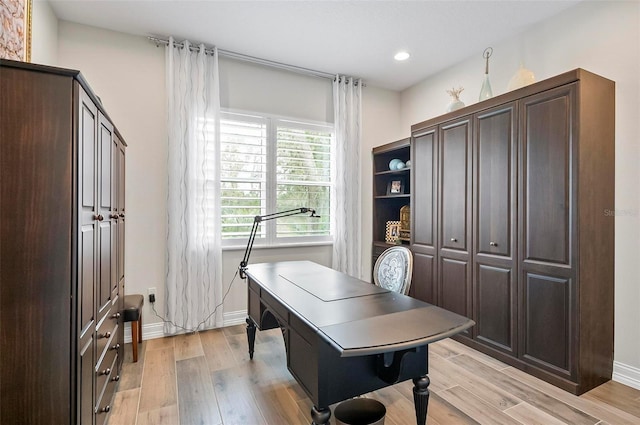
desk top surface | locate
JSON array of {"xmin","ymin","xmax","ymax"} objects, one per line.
[{"xmin": 246, "ymin": 261, "xmax": 474, "ymax": 356}]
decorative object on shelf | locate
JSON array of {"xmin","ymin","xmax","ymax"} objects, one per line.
[
  {"xmin": 446, "ymin": 87, "xmax": 465, "ymax": 112},
  {"xmin": 479, "ymin": 47, "xmax": 493, "ymax": 101},
  {"xmin": 386, "ymin": 177, "xmax": 405, "ymax": 195},
  {"xmin": 508, "ymin": 63, "xmax": 536, "ymax": 90},
  {"xmin": 406, "ymin": 159, "xmax": 411, "ymax": 168},
  {"xmin": 385, "ymin": 220, "xmax": 401, "ymax": 243},
  {"xmin": 388, "ymin": 158, "xmax": 401, "ymax": 170},
  {"xmin": 399, "ymin": 205, "xmax": 411, "ymax": 243}
]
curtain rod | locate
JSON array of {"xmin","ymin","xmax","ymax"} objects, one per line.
[{"xmin": 149, "ymin": 36, "xmax": 340, "ymax": 81}]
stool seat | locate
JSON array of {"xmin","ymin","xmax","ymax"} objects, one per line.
[
  {"xmin": 123, "ymin": 294, "xmax": 144, "ymax": 322},
  {"xmin": 123, "ymin": 294, "xmax": 144, "ymax": 362}
]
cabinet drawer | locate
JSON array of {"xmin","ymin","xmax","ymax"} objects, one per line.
[
  {"xmin": 95, "ymin": 348, "xmax": 118, "ymax": 411},
  {"xmin": 261, "ymin": 291, "xmax": 289, "ymax": 324},
  {"xmin": 96, "ymin": 309, "xmax": 119, "ymax": 362},
  {"xmin": 95, "ymin": 354, "xmax": 118, "ymax": 425}
]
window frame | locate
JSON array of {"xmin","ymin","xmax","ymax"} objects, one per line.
[{"xmin": 220, "ymin": 108, "xmax": 334, "ymax": 249}]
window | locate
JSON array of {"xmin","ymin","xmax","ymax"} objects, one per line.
[{"xmin": 219, "ymin": 111, "xmax": 333, "ymax": 246}]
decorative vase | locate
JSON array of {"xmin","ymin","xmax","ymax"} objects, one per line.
[
  {"xmin": 508, "ymin": 64, "xmax": 536, "ymax": 90},
  {"xmin": 479, "ymin": 47, "xmax": 493, "ymax": 101},
  {"xmin": 446, "ymin": 87, "xmax": 465, "ymax": 112}
]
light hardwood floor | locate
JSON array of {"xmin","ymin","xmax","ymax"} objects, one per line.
[{"xmin": 108, "ymin": 325, "xmax": 640, "ymax": 425}]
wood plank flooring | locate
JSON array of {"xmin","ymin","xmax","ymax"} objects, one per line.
[{"xmin": 108, "ymin": 325, "xmax": 640, "ymax": 425}]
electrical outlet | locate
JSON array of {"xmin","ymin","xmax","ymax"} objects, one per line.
[{"xmin": 148, "ymin": 287, "xmax": 156, "ymax": 303}]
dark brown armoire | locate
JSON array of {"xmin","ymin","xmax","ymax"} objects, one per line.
[
  {"xmin": 410, "ymin": 69, "xmax": 614, "ymax": 395},
  {"xmin": 0, "ymin": 59, "xmax": 126, "ymax": 424}
]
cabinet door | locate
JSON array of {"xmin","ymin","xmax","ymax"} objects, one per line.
[
  {"xmin": 438, "ymin": 118, "xmax": 472, "ymax": 322},
  {"xmin": 97, "ymin": 113, "xmax": 114, "ymax": 322},
  {"xmin": 111, "ymin": 134, "xmax": 120, "ymax": 302},
  {"xmin": 117, "ymin": 141, "xmax": 126, "ymax": 286},
  {"xmin": 519, "ymin": 84, "xmax": 577, "ymax": 378},
  {"xmin": 439, "ymin": 118, "xmax": 471, "ymax": 252},
  {"xmin": 116, "ymin": 139, "xmax": 126, "ymax": 367},
  {"xmin": 79, "ymin": 89, "xmax": 98, "ymax": 342},
  {"xmin": 475, "ymin": 105, "xmax": 515, "ymax": 257},
  {"xmin": 411, "ymin": 129, "xmax": 438, "ymax": 303},
  {"xmin": 473, "ymin": 104, "xmax": 517, "ymax": 354},
  {"xmin": 78, "ymin": 88, "xmax": 100, "ymax": 425},
  {"xmin": 412, "ymin": 249, "xmax": 436, "ymax": 304},
  {"xmin": 520, "ymin": 85, "xmax": 575, "ymax": 267},
  {"xmin": 79, "ymin": 335, "xmax": 95, "ymax": 425}
]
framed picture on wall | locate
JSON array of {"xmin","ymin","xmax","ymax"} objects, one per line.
[
  {"xmin": 0, "ymin": 0, "xmax": 32, "ymax": 62},
  {"xmin": 386, "ymin": 177, "xmax": 405, "ymax": 195}
]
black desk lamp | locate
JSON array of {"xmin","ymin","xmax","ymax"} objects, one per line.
[{"xmin": 239, "ymin": 207, "xmax": 320, "ymax": 279}]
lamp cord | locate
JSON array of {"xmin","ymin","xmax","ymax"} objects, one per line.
[{"xmin": 149, "ymin": 269, "xmax": 239, "ymax": 334}]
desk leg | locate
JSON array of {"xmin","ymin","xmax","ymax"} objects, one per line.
[
  {"xmin": 246, "ymin": 318, "xmax": 256, "ymax": 360},
  {"xmin": 310, "ymin": 405, "xmax": 331, "ymax": 425},
  {"xmin": 413, "ymin": 375, "xmax": 430, "ymax": 425}
]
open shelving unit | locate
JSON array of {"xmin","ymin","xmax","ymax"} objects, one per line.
[{"xmin": 371, "ymin": 138, "xmax": 411, "ymax": 269}]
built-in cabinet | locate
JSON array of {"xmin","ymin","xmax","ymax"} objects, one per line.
[
  {"xmin": 410, "ymin": 69, "xmax": 614, "ymax": 395},
  {"xmin": 0, "ymin": 60, "xmax": 126, "ymax": 424}
]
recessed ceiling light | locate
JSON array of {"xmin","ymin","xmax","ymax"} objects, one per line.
[{"xmin": 394, "ymin": 51, "xmax": 410, "ymax": 61}]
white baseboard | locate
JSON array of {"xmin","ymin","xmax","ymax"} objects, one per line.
[
  {"xmin": 223, "ymin": 309, "xmax": 248, "ymax": 326},
  {"xmin": 613, "ymin": 360, "xmax": 640, "ymax": 390},
  {"xmin": 124, "ymin": 309, "xmax": 248, "ymax": 343}
]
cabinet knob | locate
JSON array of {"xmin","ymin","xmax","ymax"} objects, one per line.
[
  {"xmin": 119, "ymin": 213, "xmax": 125, "ymax": 218},
  {"xmin": 489, "ymin": 241, "xmax": 498, "ymax": 247},
  {"xmin": 100, "ymin": 368, "xmax": 111, "ymax": 376},
  {"xmin": 110, "ymin": 213, "xmax": 119, "ymax": 219},
  {"xmin": 94, "ymin": 214, "xmax": 104, "ymax": 221},
  {"xmin": 111, "ymin": 312, "xmax": 121, "ymax": 319},
  {"xmin": 99, "ymin": 405, "xmax": 111, "ymax": 414},
  {"xmin": 111, "ymin": 375, "xmax": 120, "ymax": 382},
  {"xmin": 111, "ymin": 343, "xmax": 120, "ymax": 351},
  {"xmin": 450, "ymin": 238, "xmax": 457, "ymax": 242}
]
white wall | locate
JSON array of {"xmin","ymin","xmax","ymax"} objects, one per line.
[
  {"xmin": 360, "ymin": 86, "xmax": 404, "ymax": 278},
  {"xmin": 400, "ymin": 0, "xmax": 640, "ymax": 380},
  {"xmin": 56, "ymin": 22, "xmax": 169, "ymax": 330},
  {"xmin": 31, "ymin": 0, "xmax": 57, "ymax": 64}
]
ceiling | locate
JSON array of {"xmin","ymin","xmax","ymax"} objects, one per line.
[{"xmin": 48, "ymin": 0, "xmax": 581, "ymax": 91}]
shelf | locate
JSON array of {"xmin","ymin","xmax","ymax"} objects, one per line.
[
  {"xmin": 374, "ymin": 167, "xmax": 411, "ymax": 176},
  {"xmin": 375, "ymin": 194, "xmax": 410, "ymax": 200}
]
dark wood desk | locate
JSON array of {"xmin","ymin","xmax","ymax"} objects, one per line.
[{"xmin": 245, "ymin": 261, "xmax": 474, "ymax": 425}]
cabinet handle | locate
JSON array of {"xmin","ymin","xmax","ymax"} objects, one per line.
[
  {"xmin": 111, "ymin": 375, "xmax": 120, "ymax": 382},
  {"xmin": 101, "ymin": 332, "xmax": 111, "ymax": 339},
  {"xmin": 109, "ymin": 213, "xmax": 119, "ymax": 219},
  {"xmin": 450, "ymin": 238, "xmax": 457, "ymax": 242},
  {"xmin": 94, "ymin": 214, "xmax": 104, "ymax": 221},
  {"xmin": 100, "ymin": 368, "xmax": 111, "ymax": 376},
  {"xmin": 489, "ymin": 241, "xmax": 498, "ymax": 247},
  {"xmin": 111, "ymin": 343, "xmax": 120, "ymax": 351},
  {"xmin": 111, "ymin": 312, "xmax": 121, "ymax": 319},
  {"xmin": 99, "ymin": 405, "xmax": 111, "ymax": 414},
  {"xmin": 119, "ymin": 213, "xmax": 125, "ymax": 218}
]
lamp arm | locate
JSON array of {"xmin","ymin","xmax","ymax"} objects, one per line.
[{"xmin": 238, "ymin": 207, "xmax": 317, "ymax": 279}]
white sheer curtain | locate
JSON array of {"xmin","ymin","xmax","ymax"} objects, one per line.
[
  {"xmin": 332, "ymin": 76, "xmax": 362, "ymax": 278},
  {"xmin": 165, "ymin": 37, "xmax": 223, "ymax": 334}
]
